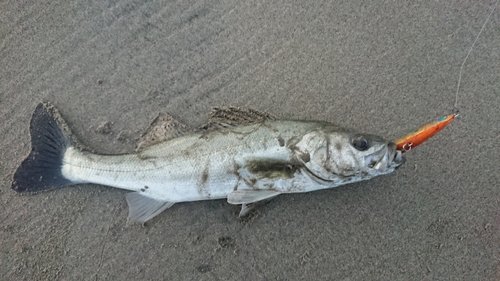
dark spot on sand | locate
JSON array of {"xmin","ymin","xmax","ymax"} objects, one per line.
[
  {"xmin": 196, "ymin": 264, "xmax": 212, "ymax": 273},
  {"xmin": 95, "ymin": 121, "xmax": 112, "ymax": 135},
  {"xmin": 116, "ymin": 131, "xmax": 130, "ymax": 142},
  {"xmin": 218, "ymin": 236, "xmax": 235, "ymax": 248}
]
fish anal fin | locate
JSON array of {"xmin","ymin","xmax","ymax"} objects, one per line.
[
  {"xmin": 125, "ymin": 192, "xmax": 174, "ymax": 223},
  {"xmin": 227, "ymin": 189, "xmax": 280, "ymax": 205},
  {"xmin": 136, "ymin": 112, "xmax": 190, "ymax": 151},
  {"xmin": 200, "ymin": 107, "xmax": 276, "ymax": 130}
]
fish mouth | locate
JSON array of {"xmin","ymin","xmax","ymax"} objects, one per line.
[{"xmin": 365, "ymin": 142, "xmax": 405, "ymax": 172}]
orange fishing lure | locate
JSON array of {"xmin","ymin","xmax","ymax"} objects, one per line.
[{"xmin": 395, "ymin": 113, "xmax": 457, "ymax": 152}]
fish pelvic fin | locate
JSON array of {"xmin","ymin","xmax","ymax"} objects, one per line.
[
  {"xmin": 227, "ymin": 190, "xmax": 281, "ymax": 205},
  {"xmin": 126, "ymin": 192, "xmax": 174, "ymax": 223},
  {"xmin": 11, "ymin": 102, "xmax": 80, "ymax": 193}
]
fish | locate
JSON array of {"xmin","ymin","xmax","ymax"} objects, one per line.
[{"xmin": 11, "ymin": 102, "xmax": 405, "ymax": 223}]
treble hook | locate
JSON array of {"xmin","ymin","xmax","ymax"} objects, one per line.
[{"xmin": 401, "ymin": 142, "xmax": 413, "ymax": 152}]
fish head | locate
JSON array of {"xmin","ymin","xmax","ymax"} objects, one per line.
[{"xmin": 294, "ymin": 126, "xmax": 405, "ymax": 185}]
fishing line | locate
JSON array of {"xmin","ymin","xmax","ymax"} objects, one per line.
[
  {"xmin": 454, "ymin": 0, "xmax": 499, "ymax": 111},
  {"xmin": 395, "ymin": 2, "xmax": 498, "ymax": 152}
]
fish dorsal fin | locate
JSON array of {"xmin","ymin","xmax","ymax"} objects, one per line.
[
  {"xmin": 200, "ymin": 107, "xmax": 276, "ymax": 130},
  {"xmin": 136, "ymin": 112, "xmax": 190, "ymax": 151},
  {"xmin": 126, "ymin": 192, "xmax": 175, "ymax": 223}
]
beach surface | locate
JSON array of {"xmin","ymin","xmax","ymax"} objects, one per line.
[{"xmin": 1, "ymin": 1, "xmax": 499, "ymax": 280}]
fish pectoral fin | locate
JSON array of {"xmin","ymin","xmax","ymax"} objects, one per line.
[
  {"xmin": 200, "ymin": 106, "xmax": 276, "ymax": 130},
  {"xmin": 227, "ymin": 190, "xmax": 281, "ymax": 205},
  {"xmin": 239, "ymin": 197, "xmax": 275, "ymax": 217},
  {"xmin": 136, "ymin": 112, "xmax": 190, "ymax": 151},
  {"xmin": 125, "ymin": 192, "xmax": 174, "ymax": 223},
  {"xmin": 239, "ymin": 204, "xmax": 253, "ymax": 217}
]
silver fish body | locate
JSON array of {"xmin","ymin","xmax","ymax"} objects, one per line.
[{"xmin": 11, "ymin": 103, "xmax": 404, "ymax": 223}]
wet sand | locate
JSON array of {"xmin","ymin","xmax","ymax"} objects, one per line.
[{"xmin": 1, "ymin": 1, "xmax": 499, "ymax": 280}]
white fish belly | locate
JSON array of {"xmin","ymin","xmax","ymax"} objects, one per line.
[
  {"xmin": 60, "ymin": 121, "xmax": 312, "ymax": 203},
  {"xmin": 61, "ymin": 146, "xmax": 240, "ymax": 202}
]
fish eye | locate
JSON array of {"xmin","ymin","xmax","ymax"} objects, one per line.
[{"xmin": 350, "ymin": 135, "xmax": 370, "ymax": 151}]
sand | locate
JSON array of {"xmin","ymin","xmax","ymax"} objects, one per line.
[{"xmin": 1, "ymin": 0, "xmax": 499, "ymax": 280}]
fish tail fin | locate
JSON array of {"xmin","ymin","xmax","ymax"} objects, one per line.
[{"xmin": 11, "ymin": 102, "xmax": 80, "ymax": 193}]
